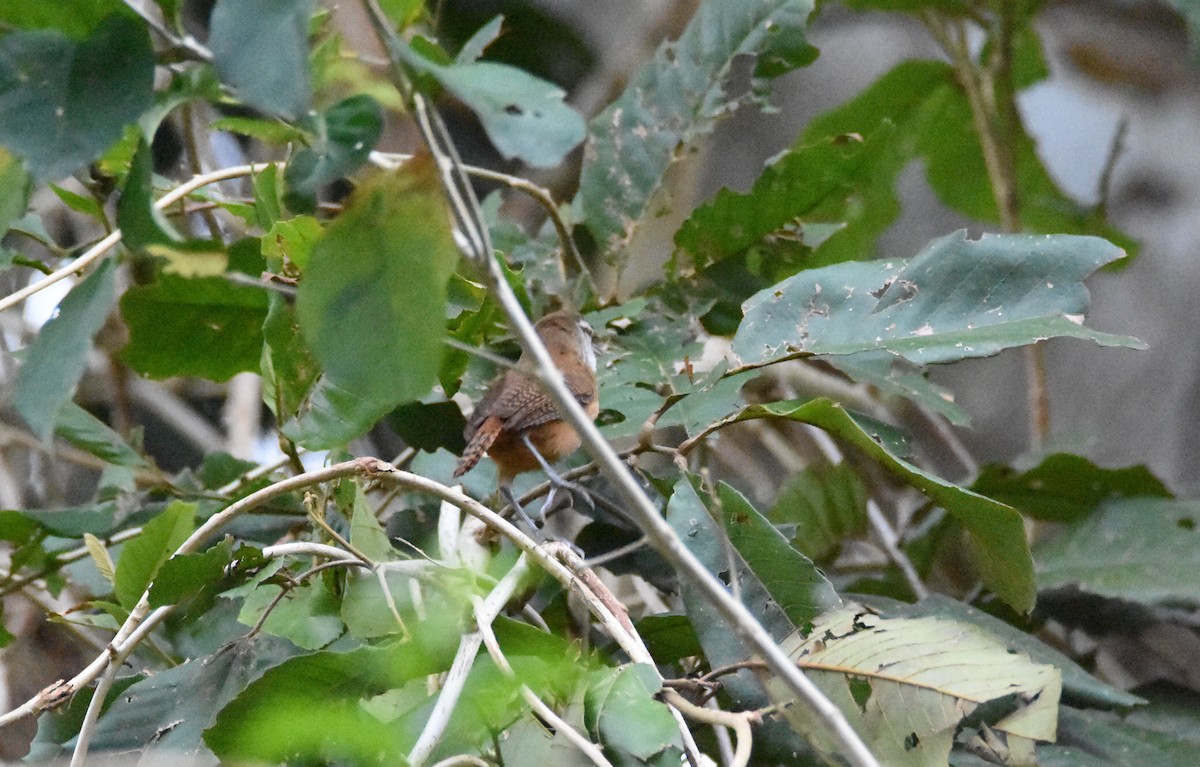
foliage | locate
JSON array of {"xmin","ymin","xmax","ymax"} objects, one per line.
[{"xmin": 0, "ymin": 0, "xmax": 1193, "ymax": 765}]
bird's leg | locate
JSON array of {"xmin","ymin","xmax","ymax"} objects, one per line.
[
  {"xmin": 500, "ymin": 483, "xmax": 544, "ymax": 536},
  {"xmin": 520, "ymin": 433, "xmax": 596, "ymax": 517}
]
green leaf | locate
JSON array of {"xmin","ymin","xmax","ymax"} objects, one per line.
[
  {"xmin": 972, "ymin": 454, "xmax": 1171, "ymax": 524},
  {"xmin": 1035, "ymin": 498, "xmax": 1200, "ymax": 609},
  {"xmin": 861, "ymin": 593, "xmax": 1145, "ymax": 709},
  {"xmin": 120, "ymin": 274, "xmax": 268, "ymax": 381},
  {"xmin": 262, "ymin": 215, "xmax": 321, "ymax": 271},
  {"xmin": 715, "ymin": 482, "xmax": 842, "ymax": 626},
  {"xmin": 0, "ymin": 0, "xmax": 132, "ymax": 39},
  {"xmin": 454, "ymin": 15, "xmax": 503, "ymax": 64},
  {"xmin": 261, "ymin": 293, "xmax": 320, "ymax": 421},
  {"xmin": 394, "ymin": 41, "xmax": 585, "ymax": 168},
  {"xmin": 117, "ymin": 140, "xmax": 227, "ymax": 277},
  {"xmin": 14, "ymin": 259, "xmax": 117, "ymax": 440},
  {"xmin": 114, "ymin": 501, "xmax": 196, "ymax": 609},
  {"xmin": 50, "ymin": 184, "xmax": 102, "ymax": 220},
  {"xmin": 147, "ymin": 541, "xmax": 235, "ymax": 608},
  {"xmin": 0, "ymin": 149, "xmax": 32, "ymax": 233},
  {"xmin": 0, "ymin": 14, "xmax": 154, "ymax": 180},
  {"xmin": 664, "ymin": 476, "xmax": 817, "ymax": 760},
  {"xmin": 18, "ymin": 500, "xmax": 123, "ymax": 538},
  {"xmin": 206, "ymin": 641, "xmax": 456, "ymax": 763},
  {"xmin": 54, "ymin": 402, "xmax": 150, "ymax": 470},
  {"xmin": 732, "ymin": 398, "xmax": 1036, "ymax": 613},
  {"xmin": 350, "ymin": 483, "xmax": 391, "ymax": 561},
  {"xmin": 635, "ymin": 615, "xmax": 703, "ymax": 666},
  {"xmin": 585, "ymin": 664, "xmax": 683, "ymax": 764},
  {"xmin": 768, "ymin": 462, "xmax": 868, "ymax": 562},
  {"xmin": 340, "ymin": 569, "xmax": 414, "ymax": 640},
  {"xmin": 237, "ymin": 580, "xmax": 344, "ymax": 650},
  {"xmin": 209, "ymin": 115, "xmax": 305, "ymax": 145},
  {"xmin": 283, "ymin": 94, "xmax": 383, "ymax": 213},
  {"xmin": 1037, "ymin": 696, "xmax": 1200, "ymax": 767},
  {"xmin": 676, "ymin": 128, "xmax": 892, "ymax": 271},
  {"xmin": 291, "ymin": 159, "xmax": 457, "ymax": 448},
  {"xmin": 578, "ymin": 0, "xmax": 817, "ymax": 261},
  {"xmin": 733, "ymin": 230, "xmax": 1143, "ymax": 368},
  {"xmin": 773, "ymin": 606, "xmax": 1061, "ymax": 766},
  {"xmin": 801, "ymin": 59, "xmax": 1134, "ymax": 260},
  {"xmin": 82, "ymin": 635, "xmax": 300, "ymax": 755},
  {"xmin": 209, "ymin": 0, "xmax": 314, "ymax": 119}
]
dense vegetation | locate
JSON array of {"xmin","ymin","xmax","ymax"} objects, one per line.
[{"xmin": 0, "ymin": 1, "xmax": 1198, "ymax": 765}]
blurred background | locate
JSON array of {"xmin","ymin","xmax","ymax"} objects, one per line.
[{"xmin": 3, "ymin": 0, "xmax": 1200, "ymax": 757}]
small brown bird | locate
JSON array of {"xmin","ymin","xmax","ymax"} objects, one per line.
[{"xmin": 453, "ymin": 311, "xmax": 599, "ymax": 525}]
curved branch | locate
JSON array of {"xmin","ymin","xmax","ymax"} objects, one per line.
[{"xmin": 0, "ymin": 457, "xmax": 376, "ymax": 729}]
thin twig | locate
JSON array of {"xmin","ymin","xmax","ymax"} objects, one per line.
[
  {"xmin": 0, "ymin": 458, "xmax": 377, "ymax": 729},
  {"xmin": 1096, "ymin": 116, "xmax": 1130, "ymax": 219},
  {"xmin": 0, "ymin": 163, "xmax": 275, "ymax": 314},
  {"xmin": 661, "ymin": 689, "xmax": 754, "ymax": 767},
  {"xmin": 474, "ymin": 591, "xmax": 615, "ymax": 767},
  {"xmin": 407, "ymin": 555, "xmax": 530, "ymax": 766},
  {"xmin": 370, "ymin": 152, "xmax": 588, "ymax": 281},
  {"xmin": 362, "ymin": 4, "xmax": 878, "ymax": 761}
]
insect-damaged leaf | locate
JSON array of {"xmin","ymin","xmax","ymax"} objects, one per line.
[{"xmin": 733, "ymin": 230, "xmax": 1144, "ymax": 367}]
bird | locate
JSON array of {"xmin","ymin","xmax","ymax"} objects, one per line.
[{"xmin": 453, "ymin": 311, "xmax": 599, "ymax": 528}]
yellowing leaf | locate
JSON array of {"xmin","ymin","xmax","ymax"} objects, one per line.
[
  {"xmin": 84, "ymin": 532, "xmax": 115, "ymax": 583},
  {"xmin": 771, "ymin": 607, "xmax": 1061, "ymax": 766}
]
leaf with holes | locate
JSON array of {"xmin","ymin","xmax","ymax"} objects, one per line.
[
  {"xmin": 733, "ymin": 230, "xmax": 1143, "ymax": 368},
  {"xmin": 770, "ymin": 606, "xmax": 1061, "ymax": 766},
  {"xmin": 394, "ymin": 38, "xmax": 584, "ymax": 168},
  {"xmin": 578, "ymin": 0, "xmax": 817, "ymax": 263}
]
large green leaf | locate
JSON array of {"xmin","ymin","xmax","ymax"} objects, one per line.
[
  {"xmin": 0, "ymin": 0, "xmax": 132, "ymax": 39},
  {"xmin": 723, "ymin": 398, "xmax": 1035, "ymax": 612},
  {"xmin": 664, "ymin": 477, "xmax": 824, "ymax": 758},
  {"xmin": 209, "ymin": 0, "xmax": 314, "ymax": 119},
  {"xmin": 120, "ymin": 274, "xmax": 268, "ymax": 381},
  {"xmin": 283, "ymin": 94, "xmax": 383, "ymax": 213},
  {"xmin": 1035, "ymin": 498, "xmax": 1200, "ymax": 609},
  {"xmin": 261, "ymin": 292, "xmax": 320, "ymax": 420},
  {"xmin": 800, "ymin": 59, "xmax": 1134, "ymax": 260},
  {"xmin": 290, "ymin": 159, "xmax": 457, "ymax": 448},
  {"xmin": 1035, "ymin": 700, "xmax": 1200, "ymax": 767},
  {"xmin": 75, "ymin": 635, "xmax": 299, "ymax": 757},
  {"xmin": 0, "ymin": 14, "xmax": 153, "ymax": 180},
  {"xmin": 972, "ymin": 454, "xmax": 1171, "ymax": 524},
  {"xmin": 773, "ymin": 606, "xmax": 1061, "ymax": 767},
  {"xmin": 715, "ymin": 482, "xmax": 842, "ymax": 626},
  {"xmin": 578, "ymin": 0, "xmax": 817, "ymax": 262},
  {"xmin": 394, "ymin": 38, "xmax": 585, "ymax": 168},
  {"xmin": 584, "ymin": 664, "xmax": 683, "ymax": 765},
  {"xmin": 675, "ymin": 127, "xmax": 892, "ymax": 272},
  {"xmin": 113, "ymin": 501, "xmax": 195, "ymax": 609},
  {"xmin": 768, "ymin": 462, "xmax": 868, "ymax": 563},
  {"xmin": 205, "ymin": 641, "xmax": 455, "ymax": 763},
  {"xmin": 14, "ymin": 259, "xmax": 117, "ymax": 440},
  {"xmin": 733, "ymin": 230, "xmax": 1142, "ymax": 368}
]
